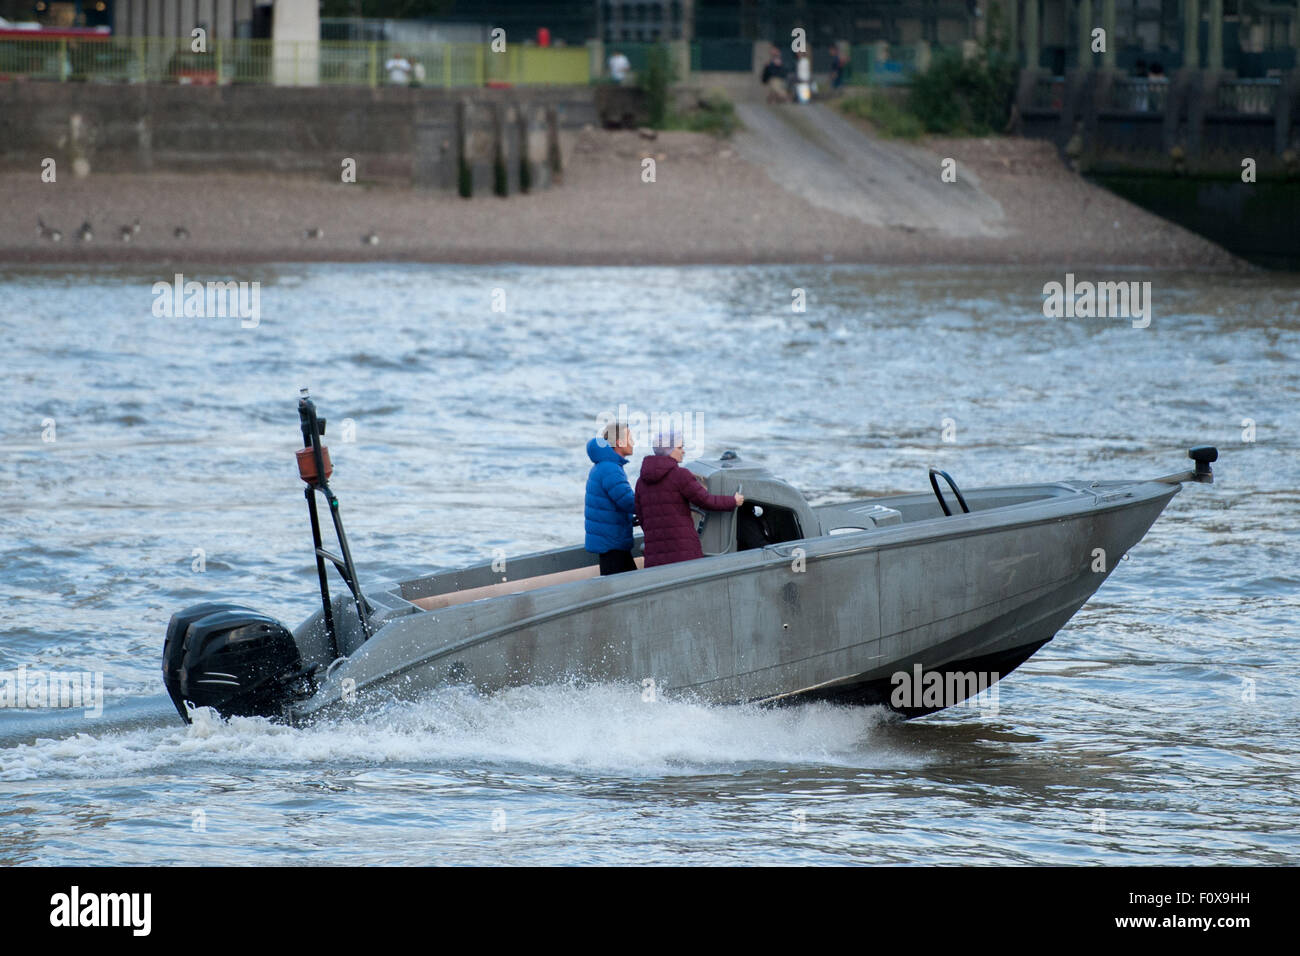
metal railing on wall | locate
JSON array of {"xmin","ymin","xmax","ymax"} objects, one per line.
[
  {"xmin": 1023, "ymin": 73, "xmax": 1282, "ymax": 117},
  {"xmin": 0, "ymin": 37, "xmax": 591, "ymax": 87},
  {"xmin": 1214, "ymin": 78, "xmax": 1280, "ymax": 115},
  {"xmin": 1105, "ymin": 77, "xmax": 1172, "ymax": 113}
]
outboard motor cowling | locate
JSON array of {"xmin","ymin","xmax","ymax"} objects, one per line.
[{"xmin": 163, "ymin": 603, "xmax": 313, "ymax": 723}]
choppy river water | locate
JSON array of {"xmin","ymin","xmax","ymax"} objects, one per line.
[{"xmin": 1, "ymin": 263, "xmax": 1297, "ymax": 865}]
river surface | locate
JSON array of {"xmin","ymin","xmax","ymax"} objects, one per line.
[{"xmin": 1, "ymin": 263, "xmax": 1297, "ymax": 865}]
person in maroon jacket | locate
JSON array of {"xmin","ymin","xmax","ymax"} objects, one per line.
[{"xmin": 635, "ymin": 425, "xmax": 743, "ymax": 568}]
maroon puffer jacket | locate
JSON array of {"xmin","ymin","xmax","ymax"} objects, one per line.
[{"xmin": 635, "ymin": 455, "xmax": 737, "ymax": 568}]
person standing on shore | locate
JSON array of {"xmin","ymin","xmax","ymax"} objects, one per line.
[
  {"xmin": 385, "ymin": 55, "xmax": 412, "ymax": 85},
  {"xmin": 829, "ymin": 45, "xmax": 845, "ymax": 90},
  {"xmin": 794, "ymin": 51, "xmax": 812, "ymax": 104},
  {"xmin": 635, "ymin": 425, "xmax": 743, "ymax": 568},
  {"xmin": 608, "ymin": 50, "xmax": 631, "ymax": 84},
  {"xmin": 585, "ymin": 422, "xmax": 638, "ymax": 575},
  {"xmin": 761, "ymin": 47, "xmax": 789, "ymax": 103}
]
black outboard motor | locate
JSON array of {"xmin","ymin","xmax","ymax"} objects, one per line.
[
  {"xmin": 161, "ymin": 388, "xmax": 371, "ymax": 724},
  {"xmin": 162, "ymin": 603, "xmax": 309, "ymax": 723}
]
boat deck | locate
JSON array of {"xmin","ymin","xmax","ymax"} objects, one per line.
[{"xmin": 411, "ymin": 557, "xmax": 645, "ymax": 612}]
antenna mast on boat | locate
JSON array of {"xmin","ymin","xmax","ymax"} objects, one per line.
[{"xmin": 296, "ymin": 388, "xmax": 372, "ymax": 655}]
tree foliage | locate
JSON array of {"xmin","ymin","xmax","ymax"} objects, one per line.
[
  {"xmin": 908, "ymin": 48, "xmax": 1018, "ymax": 136},
  {"xmin": 640, "ymin": 43, "xmax": 675, "ymax": 128}
]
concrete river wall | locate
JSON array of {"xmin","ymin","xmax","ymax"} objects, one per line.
[
  {"xmin": 0, "ymin": 83, "xmax": 600, "ymax": 195},
  {"xmin": 1016, "ymin": 68, "xmax": 1300, "ymax": 267}
]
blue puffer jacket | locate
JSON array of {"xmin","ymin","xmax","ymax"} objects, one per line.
[{"xmin": 584, "ymin": 437, "xmax": 636, "ymax": 553}]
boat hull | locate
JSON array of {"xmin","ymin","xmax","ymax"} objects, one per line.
[{"xmin": 288, "ymin": 479, "xmax": 1179, "ymax": 721}]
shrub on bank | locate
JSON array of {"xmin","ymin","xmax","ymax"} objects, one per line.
[
  {"xmin": 837, "ymin": 91, "xmax": 924, "ymax": 139},
  {"xmin": 640, "ymin": 43, "xmax": 675, "ymax": 128},
  {"xmin": 837, "ymin": 46, "xmax": 1017, "ymax": 139},
  {"xmin": 908, "ymin": 50, "xmax": 1018, "ymax": 136},
  {"xmin": 666, "ymin": 89, "xmax": 740, "ymax": 137}
]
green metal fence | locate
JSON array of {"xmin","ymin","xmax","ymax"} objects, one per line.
[
  {"xmin": 0, "ymin": 37, "xmax": 590, "ymax": 87},
  {"xmin": 691, "ymin": 38, "xmax": 754, "ymax": 72}
]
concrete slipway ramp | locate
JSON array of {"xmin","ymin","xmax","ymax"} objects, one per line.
[{"xmin": 732, "ymin": 100, "xmax": 1007, "ymax": 238}]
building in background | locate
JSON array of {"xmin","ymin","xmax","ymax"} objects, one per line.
[
  {"xmin": 1024, "ymin": 0, "xmax": 1297, "ymax": 76},
  {"xmin": 13, "ymin": 0, "xmax": 305, "ymax": 41},
  {"xmin": 112, "ymin": 0, "xmax": 262, "ymax": 39},
  {"xmin": 2, "ymin": 0, "xmax": 1294, "ymax": 77},
  {"xmin": 421, "ymin": 0, "xmax": 596, "ymax": 45},
  {"xmin": 598, "ymin": 1, "xmax": 694, "ymax": 42},
  {"xmin": 692, "ymin": 0, "xmax": 970, "ymax": 45}
]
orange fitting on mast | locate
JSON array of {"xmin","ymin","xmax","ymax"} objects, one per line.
[{"xmin": 296, "ymin": 445, "xmax": 333, "ymax": 484}]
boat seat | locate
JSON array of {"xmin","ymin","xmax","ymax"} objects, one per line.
[{"xmin": 412, "ymin": 557, "xmax": 644, "ymax": 612}]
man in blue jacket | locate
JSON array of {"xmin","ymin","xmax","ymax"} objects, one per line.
[{"xmin": 585, "ymin": 422, "xmax": 638, "ymax": 575}]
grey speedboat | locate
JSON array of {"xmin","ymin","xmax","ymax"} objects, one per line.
[{"xmin": 162, "ymin": 393, "xmax": 1218, "ymax": 724}]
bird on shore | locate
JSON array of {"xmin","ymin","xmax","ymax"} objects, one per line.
[
  {"xmin": 361, "ymin": 231, "xmax": 379, "ymax": 246},
  {"xmin": 119, "ymin": 218, "xmax": 141, "ymax": 242},
  {"xmin": 174, "ymin": 226, "xmax": 190, "ymax": 240},
  {"xmin": 37, "ymin": 218, "xmax": 62, "ymax": 242},
  {"xmin": 76, "ymin": 220, "xmax": 93, "ymax": 242},
  {"xmin": 303, "ymin": 226, "xmax": 323, "ymax": 240}
]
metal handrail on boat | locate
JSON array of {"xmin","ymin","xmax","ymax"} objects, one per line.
[{"xmin": 928, "ymin": 468, "xmax": 971, "ymax": 516}]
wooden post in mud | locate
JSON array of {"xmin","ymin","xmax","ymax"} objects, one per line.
[
  {"xmin": 516, "ymin": 104, "xmax": 533, "ymax": 193},
  {"xmin": 446, "ymin": 97, "xmax": 561, "ymax": 197},
  {"xmin": 546, "ymin": 105, "xmax": 562, "ymax": 183},
  {"xmin": 491, "ymin": 102, "xmax": 509, "ymax": 197},
  {"xmin": 455, "ymin": 99, "xmax": 471, "ymax": 197},
  {"xmin": 497, "ymin": 102, "xmax": 522, "ymax": 196},
  {"xmin": 526, "ymin": 104, "xmax": 551, "ymax": 190},
  {"xmin": 465, "ymin": 101, "xmax": 495, "ymax": 197}
]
